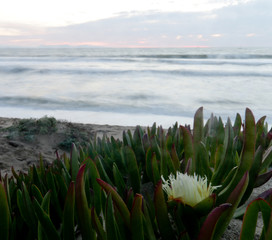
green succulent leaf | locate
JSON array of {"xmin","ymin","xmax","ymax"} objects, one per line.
[
  {"xmin": 0, "ymin": 182, "xmax": 9, "ymax": 240},
  {"xmin": 151, "ymin": 152, "xmax": 161, "ymax": 184},
  {"xmin": 18, "ymin": 182, "xmax": 37, "ymax": 229},
  {"xmin": 193, "ymin": 193, "xmax": 216, "ymax": 216},
  {"xmin": 75, "ymin": 164, "xmax": 95, "ymax": 240},
  {"xmin": 260, "ymin": 145, "xmax": 272, "ymax": 172},
  {"xmin": 194, "ymin": 142, "xmax": 212, "ymax": 180},
  {"xmin": 193, "ymin": 107, "xmax": 204, "ymax": 144},
  {"xmin": 31, "ymin": 184, "xmax": 43, "ymax": 204},
  {"xmin": 197, "ymin": 203, "xmax": 231, "ymax": 240},
  {"xmin": 233, "ymin": 113, "xmax": 242, "ymax": 137},
  {"xmin": 180, "ymin": 126, "xmax": 194, "ymax": 173},
  {"xmin": 63, "ymin": 182, "xmax": 75, "ymax": 240},
  {"xmin": 37, "ymin": 190, "xmax": 51, "ymax": 240},
  {"xmin": 241, "ymin": 145, "xmax": 264, "ymax": 205},
  {"xmin": 146, "ymin": 147, "xmax": 154, "ymax": 182},
  {"xmin": 106, "ymin": 193, "xmax": 122, "ymax": 240},
  {"xmin": 142, "ymin": 199, "xmax": 157, "ymax": 240},
  {"xmin": 218, "ymin": 108, "xmax": 255, "ymax": 203},
  {"xmin": 33, "ymin": 164, "xmax": 46, "ymax": 195},
  {"xmin": 240, "ymin": 197, "xmax": 272, "ymax": 240},
  {"xmin": 211, "ymin": 118, "xmax": 234, "ymax": 186},
  {"xmin": 170, "ymin": 143, "xmax": 180, "ymax": 172},
  {"xmin": 131, "ymin": 194, "xmax": 144, "ymax": 240},
  {"xmin": 17, "ymin": 189, "xmax": 29, "ymax": 225},
  {"xmin": 113, "ymin": 162, "xmax": 126, "ymax": 195},
  {"xmin": 254, "ymin": 170, "xmax": 272, "ymax": 188},
  {"xmin": 33, "ymin": 197, "xmax": 60, "ymax": 240},
  {"xmin": 123, "ymin": 130, "xmax": 132, "ymax": 147},
  {"xmin": 154, "ymin": 180, "xmax": 175, "ymax": 240},
  {"xmin": 91, "ymin": 207, "xmax": 107, "ymax": 240},
  {"xmin": 97, "ymin": 178, "xmax": 130, "ymax": 227},
  {"xmin": 46, "ymin": 169, "xmax": 62, "ymax": 219},
  {"xmin": 214, "ymin": 171, "xmax": 249, "ymax": 240},
  {"xmin": 123, "ymin": 146, "xmax": 141, "ymax": 194},
  {"xmin": 240, "ymin": 200, "xmax": 259, "ymax": 240},
  {"xmin": 264, "ymin": 207, "xmax": 272, "ymax": 240},
  {"xmin": 85, "ymin": 158, "xmax": 102, "ymax": 215},
  {"xmin": 96, "ymin": 156, "xmax": 113, "ymax": 185},
  {"xmin": 70, "ymin": 143, "xmax": 79, "ymax": 182}
]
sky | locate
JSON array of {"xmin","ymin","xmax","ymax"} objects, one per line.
[{"xmin": 0, "ymin": 0, "xmax": 271, "ymax": 47}]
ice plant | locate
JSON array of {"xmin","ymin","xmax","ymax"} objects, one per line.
[{"xmin": 162, "ymin": 172, "xmax": 219, "ymax": 207}]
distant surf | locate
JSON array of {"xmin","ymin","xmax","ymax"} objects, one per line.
[{"xmin": 1, "ymin": 47, "xmax": 272, "ymax": 127}]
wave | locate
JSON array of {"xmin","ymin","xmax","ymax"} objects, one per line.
[
  {"xmin": 2, "ymin": 48, "xmax": 272, "ymax": 60},
  {"xmin": 156, "ymin": 59, "xmax": 271, "ymax": 66},
  {"xmin": 1, "ymin": 65, "xmax": 271, "ymax": 78},
  {"xmin": 129, "ymin": 54, "xmax": 272, "ymax": 60},
  {"xmin": 0, "ymin": 67, "xmax": 33, "ymax": 74},
  {"xmin": 0, "ymin": 96, "xmax": 98, "ymax": 110},
  {"xmin": 165, "ymin": 69, "xmax": 272, "ymax": 77},
  {"xmin": 0, "ymin": 96, "xmax": 189, "ymax": 117}
]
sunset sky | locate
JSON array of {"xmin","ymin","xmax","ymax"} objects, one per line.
[{"xmin": 0, "ymin": 0, "xmax": 271, "ymax": 47}]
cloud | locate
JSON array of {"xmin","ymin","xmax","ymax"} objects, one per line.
[
  {"xmin": 10, "ymin": 39, "xmax": 42, "ymax": 43},
  {"xmin": 211, "ymin": 34, "xmax": 222, "ymax": 38},
  {"xmin": 0, "ymin": 0, "xmax": 257, "ymax": 27},
  {"xmin": 1, "ymin": 0, "xmax": 271, "ymax": 47},
  {"xmin": 246, "ymin": 33, "xmax": 256, "ymax": 37},
  {"xmin": 0, "ymin": 27, "xmax": 24, "ymax": 36}
]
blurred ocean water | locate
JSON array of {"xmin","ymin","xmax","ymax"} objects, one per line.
[{"xmin": 0, "ymin": 47, "xmax": 272, "ymax": 127}]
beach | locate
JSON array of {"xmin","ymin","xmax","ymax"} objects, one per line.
[{"xmin": 0, "ymin": 116, "xmax": 137, "ymax": 175}]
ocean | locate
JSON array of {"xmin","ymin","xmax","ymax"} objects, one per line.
[{"xmin": 0, "ymin": 47, "xmax": 272, "ymax": 127}]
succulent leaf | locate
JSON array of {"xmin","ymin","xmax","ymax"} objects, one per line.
[
  {"xmin": 211, "ymin": 118, "xmax": 234, "ymax": 186},
  {"xmin": 197, "ymin": 203, "xmax": 231, "ymax": 240},
  {"xmin": 97, "ymin": 178, "xmax": 130, "ymax": 227},
  {"xmin": 123, "ymin": 146, "xmax": 141, "ymax": 194},
  {"xmin": 0, "ymin": 182, "xmax": 9, "ymax": 240},
  {"xmin": 218, "ymin": 108, "xmax": 255, "ymax": 203},
  {"xmin": 154, "ymin": 180, "xmax": 175, "ymax": 240},
  {"xmin": 142, "ymin": 199, "xmax": 157, "ymax": 240},
  {"xmin": 70, "ymin": 143, "xmax": 79, "ymax": 182},
  {"xmin": 193, "ymin": 107, "xmax": 204, "ymax": 144},
  {"xmin": 254, "ymin": 169, "xmax": 272, "ymax": 188},
  {"xmin": 180, "ymin": 126, "xmax": 194, "ymax": 173},
  {"xmin": 85, "ymin": 158, "xmax": 102, "ymax": 215},
  {"xmin": 193, "ymin": 193, "xmax": 216, "ymax": 216},
  {"xmin": 240, "ymin": 197, "xmax": 272, "ymax": 240},
  {"xmin": 151, "ymin": 152, "xmax": 161, "ymax": 184},
  {"xmin": 241, "ymin": 145, "xmax": 264, "ymax": 205},
  {"xmin": 91, "ymin": 207, "xmax": 107, "ymax": 240},
  {"xmin": 214, "ymin": 171, "xmax": 249, "ymax": 240},
  {"xmin": 75, "ymin": 164, "xmax": 95, "ymax": 240},
  {"xmin": 63, "ymin": 182, "xmax": 75, "ymax": 240},
  {"xmin": 130, "ymin": 194, "xmax": 144, "ymax": 240},
  {"xmin": 260, "ymin": 145, "xmax": 272, "ymax": 172},
  {"xmin": 33, "ymin": 197, "xmax": 60, "ymax": 240},
  {"xmin": 106, "ymin": 193, "xmax": 122, "ymax": 240},
  {"xmin": 46, "ymin": 169, "xmax": 62, "ymax": 219}
]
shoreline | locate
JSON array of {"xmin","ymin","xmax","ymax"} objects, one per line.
[{"xmin": 0, "ymin": 106, "xmax": 195, "ymax": 129}]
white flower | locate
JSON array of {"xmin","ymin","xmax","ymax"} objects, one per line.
[{"xmin": 162, "ymin": 172, "xmax": 219, "ymax": 207}]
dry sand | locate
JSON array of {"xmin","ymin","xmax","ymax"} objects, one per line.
[
  {"xmin": 0, "ymin": 116, "xmax": 271, "ymax": 239},
  {"xmin": 0, "ymin": 116, "xmax": 136, "ymax": 175}
]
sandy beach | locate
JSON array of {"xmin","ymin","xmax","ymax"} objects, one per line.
[
  {"xmin": 0, "ymin": 116, "xmax": 271, "ymax": 239},
  {"xmin": 0, "ymin": 116, "xmax": 137, "ymax": 175}
]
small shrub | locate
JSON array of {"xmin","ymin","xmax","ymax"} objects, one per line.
[{"xmin": 6, "ymin": 116, "xmax": 57, "ymax": 141}]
